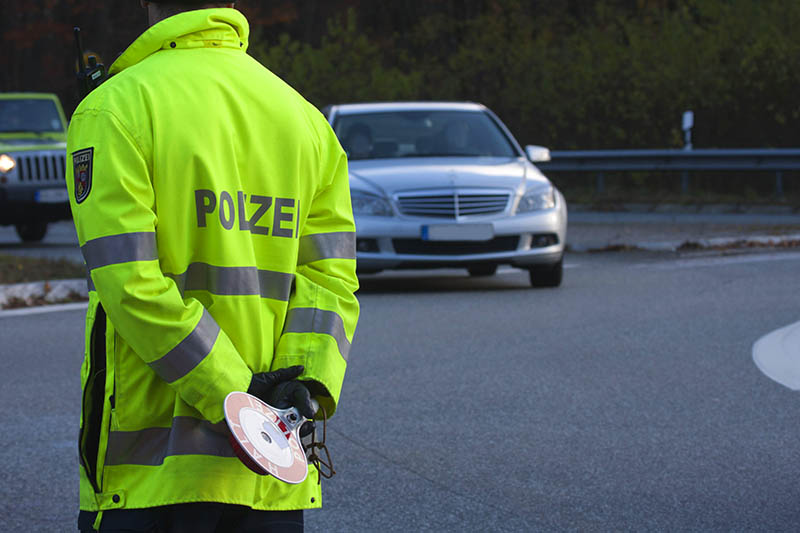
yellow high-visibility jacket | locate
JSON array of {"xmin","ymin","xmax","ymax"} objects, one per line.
[{"xmin": 66, "ymin": 8, "xmax": 359, "ymax": 516}]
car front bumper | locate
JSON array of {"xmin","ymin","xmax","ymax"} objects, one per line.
[
  {"xmin": 0, "ymin": 184, "xmax": 71, "ymax": 225},
  {"xmin": 353, "ymin": 202, "xmax": 567, "ymax": 271}
]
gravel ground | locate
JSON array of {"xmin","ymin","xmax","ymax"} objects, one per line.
[{"xmin": 567, "ymin": 211, "xmax": 800, "ymax": 251}]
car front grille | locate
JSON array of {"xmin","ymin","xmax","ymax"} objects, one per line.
[
  {"xmin": 396, "ymin": 191, "xmax": 511, "ymax": 218},
  {"xmin": 392, "ymin": 236, "xmax": 520, "ymax": 255},
  {"xmin": 16, "ymin": 152, "xmax": 67, "ymax": 182}
]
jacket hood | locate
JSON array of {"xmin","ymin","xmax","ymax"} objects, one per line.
[
  {"xmin": 110, "ymin": 8, "xmax": 249, "ymax": 75},
  {"xmin": 348, "ymin": 157, "xmax": 550, "ymax": 196}
]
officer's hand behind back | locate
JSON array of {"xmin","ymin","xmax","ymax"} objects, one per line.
[{"xmin": 248, "ymin": 365, "xmax": 318, "ymax": 419}]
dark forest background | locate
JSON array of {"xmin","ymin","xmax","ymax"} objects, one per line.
[{"xmin": 2, "ymin": 0, "xmax": 798, "ymax": 155}]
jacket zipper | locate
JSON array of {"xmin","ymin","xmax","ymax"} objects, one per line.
[{"xmin": 78, "ymin": 304, "xmax": 107, "ymax": 494}]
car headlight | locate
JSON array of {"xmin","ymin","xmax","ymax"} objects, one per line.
[
  {"xmin": 0, "ymin": 154, "xmax": 15, "ymax": 174},
  {"xmin": 517, "ymin": 186, "xmax": 556, "ymax": 213},
  {"xmin": 351, "ymin": 190, "xmax": 393, "ymax": 216}
]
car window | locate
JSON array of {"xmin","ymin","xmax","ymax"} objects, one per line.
[
  {"xmin": 333, "ymin": 110, "xmax": 517, "ymax": 160},
  {"xmin": 0, "ymin": 99, "xmax": 64, "ymax": 133}
]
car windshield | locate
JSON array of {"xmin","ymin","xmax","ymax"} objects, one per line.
[
  {"xmin": 334, "ymin": 110, "xmax": 517, "ymax": 160},
  {"xmin": 0, "ymin": 99, "xmax": 64, "ymax": 133}
]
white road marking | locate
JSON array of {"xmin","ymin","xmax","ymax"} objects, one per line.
[
  {"xmin": 0, "ymin": 301, "xmax": 88, "ymax": 318},
  {"xmin": 753, "ymin": 321, "xmax": 800, "ymax": 390}
]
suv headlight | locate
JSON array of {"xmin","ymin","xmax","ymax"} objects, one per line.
[
  {"xmin": 517, "ymin": 186, "xmax": 555, "ymax": 213},
  {"xmin": 351, "ymin": 190, "xmax": 393, "ymax": 216},
  {"xmin": 0, "ymin": 154, "xmax": 15, "ymax": 174}
]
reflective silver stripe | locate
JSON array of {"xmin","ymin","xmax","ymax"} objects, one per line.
[
  {"xmin": 167, "ymin": 263, "xmax": 294, "ymax": 301},
  {"xmin": 105, "ymin": 417, "xmax": 234, "ymax": 467},
  {"xmin": 148, "ymin": 310, "xmax": 220, "ymax": 383},
  {"xmin": 284, "ymin": 307, "xmax": 351, "ymax": 361},
  {"xmin": 81, "ymin": 232, "xmax": 158, "ymax": 271},
  {"xmin": 298, "ymin": 232, "xmax": 356, "ymax": 265}
]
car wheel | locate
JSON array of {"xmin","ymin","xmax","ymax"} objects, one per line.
[
  {"xmin": 528, "ymin": 257, "xmax": 563, "ymax": 288},
  {"xmin": 467, "ymin": 264, "xmax": 498, "ymax": 277},
  {"xmin": 15, "ymin": 222, "xmax": 48, "ymax": 242}
]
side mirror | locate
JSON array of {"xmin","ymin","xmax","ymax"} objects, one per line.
[{"xmin": 525, "ymin": 145, "xmax": 551, "ymax": 163}]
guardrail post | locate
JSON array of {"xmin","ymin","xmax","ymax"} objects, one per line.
[
  {"xmin": 596, "ymin": 172, "xmax": 605, "ymax": 194},
  {"xmin": 681, "ymin": 171, "xmax": 689, "ymax": 194},
  {"xmin": 775, "ymin": 171, "xmax": 784, "ymax": 198}
]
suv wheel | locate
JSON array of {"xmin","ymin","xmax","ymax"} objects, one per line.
[
  {"xmin": 15, "ymin": 222, "xmax": 48, "ymax": 242},
  {"xmin": 528, "ymin": 257, "xmax": 563, "ymax": 288}
]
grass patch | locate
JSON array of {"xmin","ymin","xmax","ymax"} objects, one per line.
[
  {"xmin": 559, "ymin": 187, "xmax": 800, "ymax": 207},
  {"xmin": 0, "ymin": 254, "xmax": 85, "ymax": 285}
]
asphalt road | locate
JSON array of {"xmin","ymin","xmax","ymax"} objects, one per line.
[
  {"xmin": 2, "ymin": 249, "xmax": 800, "ymax": 531},
  {"xmin": 0, "ymin": 221, "xmax": 82, "ymax": 263}
]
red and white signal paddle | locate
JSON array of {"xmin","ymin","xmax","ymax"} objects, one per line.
[{"xmin": 224, "ymin": 391, "xmax": 309, "ymax": 484}]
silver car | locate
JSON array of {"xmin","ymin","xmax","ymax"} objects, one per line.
[{"xmin": 324, "ymin": 102, "xmax": 567, "ymax": 287}]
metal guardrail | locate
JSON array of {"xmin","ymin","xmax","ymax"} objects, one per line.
[{"xmin": 536, "ymin": 148, "xmax": 800, "ymax": 195}]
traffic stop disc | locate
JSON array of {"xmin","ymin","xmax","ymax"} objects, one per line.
[{"xmin": 224, "ymin": 391, "xmax": 309, "ymax": 484}]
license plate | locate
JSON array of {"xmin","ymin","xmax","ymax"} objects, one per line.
[
  {"xmin": 35, "ymin": 188, "xmax": 69, "ymax": 203},
  {"xmin": 421, "ymin": 223, "xmax": 494, "ymax": 241}
]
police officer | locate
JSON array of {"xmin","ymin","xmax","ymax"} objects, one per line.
[{"xmin": 68, "ymin": 2, "xmax": 359, "ymax": 531}]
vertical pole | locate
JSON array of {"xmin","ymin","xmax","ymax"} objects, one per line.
[
  {"xmin": 681, "ymin": 111, "xmax": 693, "ymax": 196},
  {"xmin": 775, "ymin": 171, "xmax": 784, "ymax": 198}
]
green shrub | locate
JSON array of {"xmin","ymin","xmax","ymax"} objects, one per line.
[{"xmin": 252, "ymin": 0, "xmax": 800, "ymax": 152}]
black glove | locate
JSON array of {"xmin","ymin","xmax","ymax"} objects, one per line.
[{"xmin": 247, "ymin": 365, "xmax": 318, "ymax": 420}]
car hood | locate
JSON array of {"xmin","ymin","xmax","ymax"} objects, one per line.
[
  {"xmin": 348, "ymin": 157, "xmax": 551, "ymax": 197},
  {"xmin": 0, "ymin": 134, "xmax": 67, "ymax": 152}
]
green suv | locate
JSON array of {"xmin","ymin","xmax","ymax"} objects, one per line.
[{"xmin": 0, "ymin": 93, "xmax": 70, "ymax": 242}]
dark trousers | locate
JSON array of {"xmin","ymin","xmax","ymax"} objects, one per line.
[{"xmin": 78, "ymin": 503, "xmax": 303, "ymax": 533}]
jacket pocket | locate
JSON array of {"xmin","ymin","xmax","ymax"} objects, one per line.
[{"xmin": 79, "ymin": 303, "xmax": 107, "ymax": 494}]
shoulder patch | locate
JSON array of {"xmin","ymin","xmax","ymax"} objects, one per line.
[{"xmin": 73, "ymin": 148, "xmax": 94, "ymax": 204}]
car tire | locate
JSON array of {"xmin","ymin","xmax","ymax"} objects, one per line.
[
  {"xmin": 528, "ymin": 257, "xmax": 563, "ymax": 288},
  {"xmin": 15, "ymin": 222, "xmax": 48, "ymax": 242},
  {"xmin": 467, "ymin": 264, "xmax": 498, "ymax": 277}
]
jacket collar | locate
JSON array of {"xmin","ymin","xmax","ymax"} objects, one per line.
[{"xmin": 109, "ymin": 8, "xmax": 249, "ymax": 75}]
